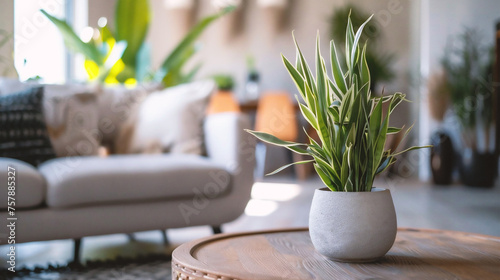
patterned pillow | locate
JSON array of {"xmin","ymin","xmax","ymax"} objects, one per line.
[
  {"xmin": 0, "ymin": 87, "xmax": 56, "ymax": 166},
  {"xmin": 43, "ymin": 84, "xmax": 100, "ymax": 157}
]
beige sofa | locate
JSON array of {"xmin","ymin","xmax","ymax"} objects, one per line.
[
  {"xmin": 0, "ymin": 78, "xmax": 256, "ymax": 261},
  {"xmin": 0, "ymin": 112, "xmax": 255, "ymax": 260}
]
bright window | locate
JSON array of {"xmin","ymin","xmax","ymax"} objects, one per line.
[{"xmin": 14, "ymin": 0, "xmax": 67, "ymax": 83}]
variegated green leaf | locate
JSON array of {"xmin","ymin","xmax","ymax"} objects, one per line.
[
  {"xmin": 297, "ymin": 97, "xmax": 318, "ymax": 130},
  {"xmin": 369, "ymin": 98, "xmax": 383, "ymax": 144},
  {"xmin": 391, "ymin": 145, "xmax": 432, "ymax": 157},
  {"xmin": 314, "ymin": 163, "xmax": 336, "ymax": 191},
  {"xmin": 329, "ymin": 79, "xmax": 344, "ymax": 101},
  {"xmin": 372, "ymin": 115, "xmax": 389, "ymax": 177},
  {"xmin": 293, "ymin": 33, "xmax": 316, "ymax": 93},
  {"xmin": 340, "ymin": 144, "xmax": 350, "ymax": 187},
  {"xmin": 267, "ymin": 160, "xmax": 314, "ymax": 176},
  {"xmin": 387, "ymin": 127, "xmax": 403, "ymax": 134},
  {"xmin": 350, "ymin": 14, "xmax": 373, "ymax": 67},
  {"xmin": 330, "ymin": 40, "xmax": 347, "ymax": 92},
  {"xmin": 359, "ymin": 43, "xmax": 370, "ymax": 97},
  {"xmin": 245, "ymin": 130, "xmax": 301, "ymax": 147},
  {"xmin": 282, "ymin": 54, "xmax": 306, "ymax": 100}
]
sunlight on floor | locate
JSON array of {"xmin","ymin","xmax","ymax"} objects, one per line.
[
  {"xmin": 250, "ymin": 182, "xmax": 302, "ymax": 201},
  {"xmin": 244, "ymin": 199, "xmax": 278, "ymax": 217},
  {"xmin": 244, "ymin": 182, "xmax": 302, "ymax": 217}
]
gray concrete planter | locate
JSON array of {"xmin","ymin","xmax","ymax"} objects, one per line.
[{"xmin": 309, "ymin": 187, "xmax": 397, "ymax": 262}]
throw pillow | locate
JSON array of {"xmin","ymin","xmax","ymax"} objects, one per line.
[
  {"xmin": 115, "ymin": 80, "xmax": 216, "ymax": 155},
  {"xmin": 0, "ymin": 87, "xmax": 56, "ymax": 166},
  {"xmin": 43, "ymin": 84, "xmax": 100, "ymax": 157},
  {"xmin": 0, "ymin": 81, "xmax": 101, "ymax": 158},
  {"xmin": 95, "ymin": 83, "xmax": 162, "ymax": 151}
]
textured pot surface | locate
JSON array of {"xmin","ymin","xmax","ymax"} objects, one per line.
[{"xmin": 309, "ymin": 188, "xmax": 397, "ymax": 262}]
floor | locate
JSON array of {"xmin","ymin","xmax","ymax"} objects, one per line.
[{"xmin": 1, "ymin": 175, "xmax": 499, "ymax": 269}]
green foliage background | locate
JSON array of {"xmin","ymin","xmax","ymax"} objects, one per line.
[{"xmin": 42, "ymin": 1, "xmax": 233, "ymax": 87}]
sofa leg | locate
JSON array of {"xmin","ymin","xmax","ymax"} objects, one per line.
[
  {"xmin": 73, "ymin": 238, "xmax": 81, "ymax": 263},
  {"xmin": 212, "ymin": 226, "xmax": 222, "ymax": 234},
  {"xmin": 161, "ymin": 230, "xmax": 169, "ymax": 245}
]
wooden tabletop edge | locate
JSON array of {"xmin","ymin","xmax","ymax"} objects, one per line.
[
  {"xmin": 397, "ymin": 227, "xmax": 500, "ymax": 240},
  {"xmin": 172, "ymin": 227, "xmax": 308, "ymax": 280},
  {"xmin": 171, "ymin": 227, "xmax": 500, "ymax": 279}
]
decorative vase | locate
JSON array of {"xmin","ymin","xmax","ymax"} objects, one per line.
[
  {"xmin": 459, "ymin": 148, "xmax": 498, "ymax": 187},
  {"xmin": 243, "ymin": 71, "xmax": 260, "ymax": 103},
  {"xmin": 430, "ymin": 131, "xmax": 455, "ymax": 185},
  {"xmin": 309, "ymin": 188, "xmax": 397, "ymax": 263}
]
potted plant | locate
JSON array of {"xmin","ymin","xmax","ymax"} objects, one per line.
[
  {"xmin": 246, "ymin": 15, "xmax": 429, "ymax": 262},
  {"xmin": 212, "ymin": 74, "xmax": 235, "ymax": 92},
  {"xmin": 441, "ymin": 28, "xmax": 497, "ymax": 187},
  {"xmin": 207, "ymin": 74, "xmax": 240, "ymax": 114},
  {"xmin": 427, "ymin": 70, "xmax": 455, "ymax": 185},
  {"xmin": 243, "ymin": 55, "xmax": 260, "ymax": 103}
]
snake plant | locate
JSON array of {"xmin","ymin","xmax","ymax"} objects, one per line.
[{"xmin": 247, "ymin": 15, "xmax": 430, "ymax": 192}]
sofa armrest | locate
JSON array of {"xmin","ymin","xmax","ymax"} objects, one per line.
[
  {"xmin": 204, "ymin": 112, "xmax": 256, "ymax": 191},
  {"xmin": 0, "ymin": 158, "xmax": 46, "ymax": 209}
]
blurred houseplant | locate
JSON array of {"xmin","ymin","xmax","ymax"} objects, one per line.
[
  {"xmin": 441, "ymin": 28, "xmax": 497, "ymax": 187},
  {"xmin": 247, "ymin": 14, "xmax": 429, "ymax": 262},
  {"xmin": 427, "ymin": 70, "xmax": 455, "ymax": 185},
  {"xmin": 42, "ymin": 0, "xmax": 233, "ymax": 87},
  {"xmin": 212, "ymin": 74, "xmax": 235, "ymax": 91},
  {"xmin": 330, "ymin": 4, "xmax": 395, "ymax": 94},
  {"xmin": 243, "ymin": 54, "xmax": 260, "ymax": 102},
  {"xmin": 206, "ymin": 73, "xmax": 240, "ymax": 114}
]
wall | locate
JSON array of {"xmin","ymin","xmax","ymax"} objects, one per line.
[
  {"xmin": 88, "ymin": 0, "xmax": 116, "ymax": 29},
  {"xmin": 147, "ymin": 0, "xmax": 412, "ymax": 103},
  {"xmin": 0, "ymin": 0, "xmax": 16, "ymax": 78}
]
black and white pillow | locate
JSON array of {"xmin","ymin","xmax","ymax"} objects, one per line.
[{"xmin": 0, "ymin": 87, "xmax": 56, "ymax": 166}]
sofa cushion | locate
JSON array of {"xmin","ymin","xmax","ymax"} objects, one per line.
[
  {"xmin": 0, "ymin": 158, "xmax": 46, "ymax": 209},
  {"xmin": 39, "ymin": 154, "xmax": 231, "ymax": 208}
]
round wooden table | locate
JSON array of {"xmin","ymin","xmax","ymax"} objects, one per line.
[{"xmin": 172, "ymin": 228, "xmax": 500, "ymax": 280}]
